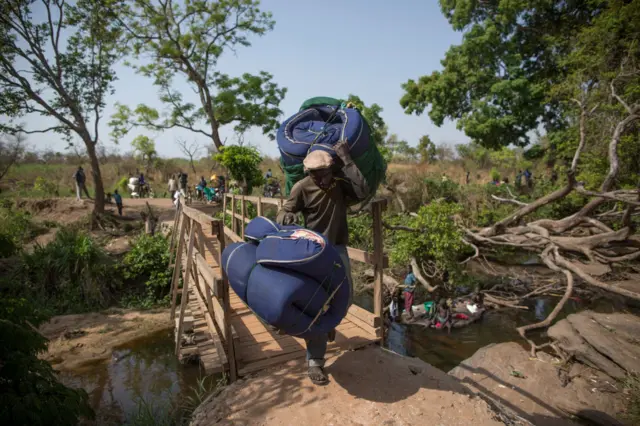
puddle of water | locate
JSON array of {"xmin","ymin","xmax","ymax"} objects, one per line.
[
  {"xmin": 59, "ymin": 329, "xmax": 217, "ymax": 425},
  {"xmin": 359, "ymin": 292, "xmax": 632, "ymax": 373}
]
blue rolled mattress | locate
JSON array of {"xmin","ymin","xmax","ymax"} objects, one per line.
[
  {"xmin": 222, "ymin": 217, "xmax": 350, "ymax": 337},
  {"xmin": 277, "ymin": 105, "xmax": 371, "ymax": 167}
]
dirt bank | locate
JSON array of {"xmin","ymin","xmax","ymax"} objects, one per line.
[
  {"xmin": 449, "ymin": 341, "xmax": 629, "ymax": 426},
  {"xmin": 40, "ymin": 308, "xmax": 172, "ymax": 372},
  {"xmin": 190, "ymin": 346, "xmax": 507, "ymax": 426}
]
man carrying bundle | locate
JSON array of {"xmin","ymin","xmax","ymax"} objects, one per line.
[{"xmin": 276, "ymin": 140, "xmax": 368, "ymax": 385}]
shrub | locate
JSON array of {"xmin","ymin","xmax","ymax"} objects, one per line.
[
  {"xmin": 21, "ymin": 228, "xmax": 117, "ymax": 313},
  {"xmin": 121, "ymin": 233, "xmax": 171, "ymax": 305},
  {"xmin": 0, "ymin": 279, "xmax": 94, "ymax": 424},
  {"xmin": 490, "ymin": 168, "xmax": 500, "ymax": 182}
]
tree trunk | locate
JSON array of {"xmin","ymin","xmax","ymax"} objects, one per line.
[
  {"xmin": 190, "ymin": 156, "xmax": 197, "ymax": 174},
  {"xmin": 86, "ymin": 141, "xmax": 105, "ymax": 214}
]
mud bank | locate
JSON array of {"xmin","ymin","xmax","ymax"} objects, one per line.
[{"xmin": 40, "ymin": 308, "xmax": 172, "ymax": 371}]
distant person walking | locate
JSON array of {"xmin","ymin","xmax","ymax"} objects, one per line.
[
  {"xmin": 178, "ymin": 171, "xmax": 188, "ymax": 197},
  {"xmin": 113, "ymin": 189, "xmax": 123, "ymax": 216},
  {"xmin": 73, "ymin": 166, "xmax": 91, "ymax": 200},
  {"xmin": 167, "ymin": 175, "xmax": 177, "ymax": 198},
  {"xmin": 465, "ymin": 170, "xmax": 470, "ymax": 185}
]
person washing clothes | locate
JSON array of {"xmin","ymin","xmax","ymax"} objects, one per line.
[
  {"xmin": 276, "ymin": 140, "xmax": 368, "ymax": 385},
  {"xmin": 403, "ymin": 268, "xmax": 417, "ymax": 319},
  {"xmin": 113, "ymin": 189, "xmax": 123, "ymax": 216}
]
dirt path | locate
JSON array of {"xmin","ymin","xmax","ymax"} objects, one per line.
[
  {"xmin": 40, "ymin": 308, "xmax": 172, "ymax": 372},
  {"xmin": 190, "ymin": 347, "xmax": 507, "ymax": 426}
]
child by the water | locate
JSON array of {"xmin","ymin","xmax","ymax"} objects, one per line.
[
  {"xmin": 403, "ymin": 268, "xmax": 417, "ymax": 318},
  {"xmin": 113, "ymin": 189, "xmax": 123, "ymax": 216}
]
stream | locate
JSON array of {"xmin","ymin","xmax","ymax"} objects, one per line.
[
  {"xmin": 60, "ymin": 330, "xmax": 216, "ymax": 425},
  {"xmin": 63, "ymin": 294, "xmax": 630, "ymax": 424}
]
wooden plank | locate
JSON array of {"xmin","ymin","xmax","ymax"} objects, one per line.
[
  {"xmin": 195, "ymin": 253, "xmax": 217, "ymax": 296},
  {"xmin": 348, "ymin": 304, "xmax": 381, "ymax": 328},
  {"xmin": 222, "ymin": 192, "xmax": 227, "ymax": 225},
  {"xmin": 256, "ymin": 196, "xmax": 263, "ymax": 216},
  {"xmin": 224, "ymin": 225, "xmax": 243, "ymax": 243},
  {"xmin": 168, "ymin": 204, "xmax": 182, "ymax": 268},
  {"xmin": 170, "ymin": 213, "xmax": 187, "ymax": 321},
  {"xmin": 236, "ymin": 323, "xmax": 358, "ymax": 345},
  {"xmin": 190, "ymin": 276, "xmax": 227, "ymax": 369},
  {"xmin": 226, "ymin": 210, "xmax": 250, "ymax": 224},
  {"xmin": 372, "ymin": 200, "xmax": 384, "ymax": 329},
  {"xmin": 230, "ymin": 194, "xmax": 280, "ymax": 206},
  {"xmin": 182, "ymin": 205, "xmax": 218, "ymax": 234},
  {"xmin": 230, "ymin": 196, "xmax": 236, "ymax": 234},
  {"xmin": 175, "ymin": 220, "xmax": 196, "ymax": 356},
  {"xmin": 346, "ymin": 311, "xmax": 381, "ymax": 338},
  {"xmin": 240, "ymin": 196, "xmax": 245, "ymax": 239},
  {"xmin": 217, "ymin": 220, "xmax": 237, "ymax": 382},
  {"xmin": 347, "ymin": 247, "xmax": 389, "ymax": 268}
]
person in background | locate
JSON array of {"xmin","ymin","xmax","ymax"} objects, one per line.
[
  {"xmin": 551, "ymin": 169, "xmax": 558, "ymax": 184},
  {"xmin": 72, "ymin": 166, "xmax": 91, "ymax": 200},
  {"xmin": 199, "ymin": 176, "xmax": 207, "ymax": 188},
  {"xmin": 524, "ymin": 169, "xmax": 533, "ymax": 189},
  {"xmin": 265, "ymin": 168, "xmax": 273, "ymax": 180},
  {"xmin": 168, "ymin": 175, "xmax": 177, "ymax": 198},
  {"xmin": 515, "ymin": 170, "xmax": 523, "ymax": 189},
  {"xmin": 276, "ymin": 140, "xmax": 368, "ymax": 385},
  {"xmin": 113, "ymin": 189, "xmax": 123, "ymax": 216},
  {"xmin": 139, "ymin": 173, "xmax": 146, "ymax": 186},
  {"xmin": 178, "ymin": 171, "xmax": 188, "ymax": 197},
  {"xmin": 465, "ymin": 170, "xmax": 470, "ymax": 185},
  {"xmin": 403, "ymin": 267, "xmax": 417, "ymax": 319}
]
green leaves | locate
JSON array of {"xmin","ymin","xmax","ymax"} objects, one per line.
[
  {"xmin": 388, "ymin": 202, "xmax": 467, "ymax": 273},
  {"xmin": 214, "ymin": 144, "xmax": 263, "ymax": 193},
  {"xmin": 401, "ymin": 0, "xmax": 603, "ymax": 149},
  {"xmin": 114, "ymin": 0, "xmax": 287, "ymax": 149}
]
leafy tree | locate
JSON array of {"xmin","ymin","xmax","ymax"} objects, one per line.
[
  {"xmin": 417, "ymin": 135, "xmax": 436, "ymax": 163},
  {"xmin": 110, "ymin": 0, "xmax": 287, "ymax": 150},
  {"xmin": 400, "ymin": 0, "xmax": 605, "ymax": 149},
  {"xmin": 121, "ymin": 233, "xmax": 171, "ymax": 302},
  {"xmin": 0, "ymin": 0, "xmax": 123, "ymax": 214},
  {"xmin": 388, "ymin": 202, "xmax": 469, "ymax": 284},
  {"xmin": 131, "ymin": 135, "xmax": 157, "ymax": 170},
  {"xmin": 214, "ymin": 145, "xmax": 263, "ymax": 193}
]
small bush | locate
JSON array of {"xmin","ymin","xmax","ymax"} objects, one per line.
[
  {"xmin": 20, "ymin": 228, "xmax": 118, "ymax": 313},
  {"xmin": 121, "ymin": 233, "xmax": 171, "ymax": 307},
  {"xmin": 490, "ymin": 168, "xmax": 501, "ymax": 182}
]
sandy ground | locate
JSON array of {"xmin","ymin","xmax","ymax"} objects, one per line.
[
  {"xmin": 190, "ymin": 346, "xmax": 507, "ymax": 426},
  {"xmin": 449, "ymin": 342, "xmax": 628, "ymax": 426},
  {"xmin": 40, "ymin": 308, "xmax": 172, "ymax": 372}
]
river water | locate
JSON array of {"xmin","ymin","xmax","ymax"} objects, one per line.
[{"xmin": 64, "ymin": 293, "xmax": 630, "ymax": 424}]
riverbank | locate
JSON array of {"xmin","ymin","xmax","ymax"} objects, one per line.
[
  {"xmin": 40, "ymin": 308, "xmax": 172, "ymax": 371},
  {"xmin": 190, "ymin": 346, "xmax": 508, "ymax": 426}
]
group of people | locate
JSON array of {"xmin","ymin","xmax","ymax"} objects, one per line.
[{"xmin": 515, "ymin": 169, "xmax": 534, "ymax": 189}]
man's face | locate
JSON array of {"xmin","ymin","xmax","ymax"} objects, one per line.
[{"xmin": 310, "ymin": 168, "xmax": 333, "ymax": 190}]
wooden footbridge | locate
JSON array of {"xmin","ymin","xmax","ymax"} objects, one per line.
[{"xmin": 168, "ymin": 193, "xmax": 387, "ymax": 381}]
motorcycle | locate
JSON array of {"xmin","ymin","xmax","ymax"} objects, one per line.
[{"xmin": 263, "ymin": 180, "xmax": 281, "ymax": 198}]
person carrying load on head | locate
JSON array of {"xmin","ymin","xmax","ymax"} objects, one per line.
[{"xmin": 276, "ymin": 140, "xmax": 369, "ymax": 385}]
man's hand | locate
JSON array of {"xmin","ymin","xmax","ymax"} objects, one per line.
[
  {"xmin": 333, "ymin": 140, "xmax": 351, "ymax": 163},
  {"xmin": 283, "ymin": 212, "xmax": 297, "ymax": 225}
]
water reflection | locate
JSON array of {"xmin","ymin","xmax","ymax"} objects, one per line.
[{"xmin": 59, "ymin": 330, "xmax": 203, "ymax": 425}]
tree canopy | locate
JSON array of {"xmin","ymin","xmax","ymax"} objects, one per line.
[
  {"xmin": 0, "ymin": 0, "xmax": 123, "ymax": 213},
  {"xmin": 214, "ymin": 144, "xmax": 263, "ymax": 193},
  {"xmin": 109, "ymin": 0, "xmax": 287, "ymax": 149},
  {"xmin": 400, "ymin": 0, "xmax": 607, "ymax": 149}
]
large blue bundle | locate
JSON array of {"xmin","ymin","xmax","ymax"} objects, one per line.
[
  {"xmin": 277, "ymin": 105, "xmax": 371, "ymax": 167},
  {"xmin": 222, "ymin": 217, "xmax": 350, "ymax": 337}
]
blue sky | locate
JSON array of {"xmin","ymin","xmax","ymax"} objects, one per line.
[{"xmin": 24, "ymin": 0, "xmax": 469, "ymax": 158}]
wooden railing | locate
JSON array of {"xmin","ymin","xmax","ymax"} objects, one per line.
[
  {"xmin": 168, "ymin": 203, "xmax": 237, "ymax": 381},
  {"xmin": 222, "ymin": 193, "xmax": 388, "ymax": 324}
]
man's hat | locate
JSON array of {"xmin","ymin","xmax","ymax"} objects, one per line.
[{"xmin": 303, "ymin": 151, "xmax": 333, "ymax": 171}]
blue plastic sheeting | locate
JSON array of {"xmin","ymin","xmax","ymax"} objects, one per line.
[
  {"xmin": 222, "ymin": 217, "xmax": 350, "ymax": 337},
  {"xmin": 277, "ymin": 105, "xmax": 371, "ymax": 166}
]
